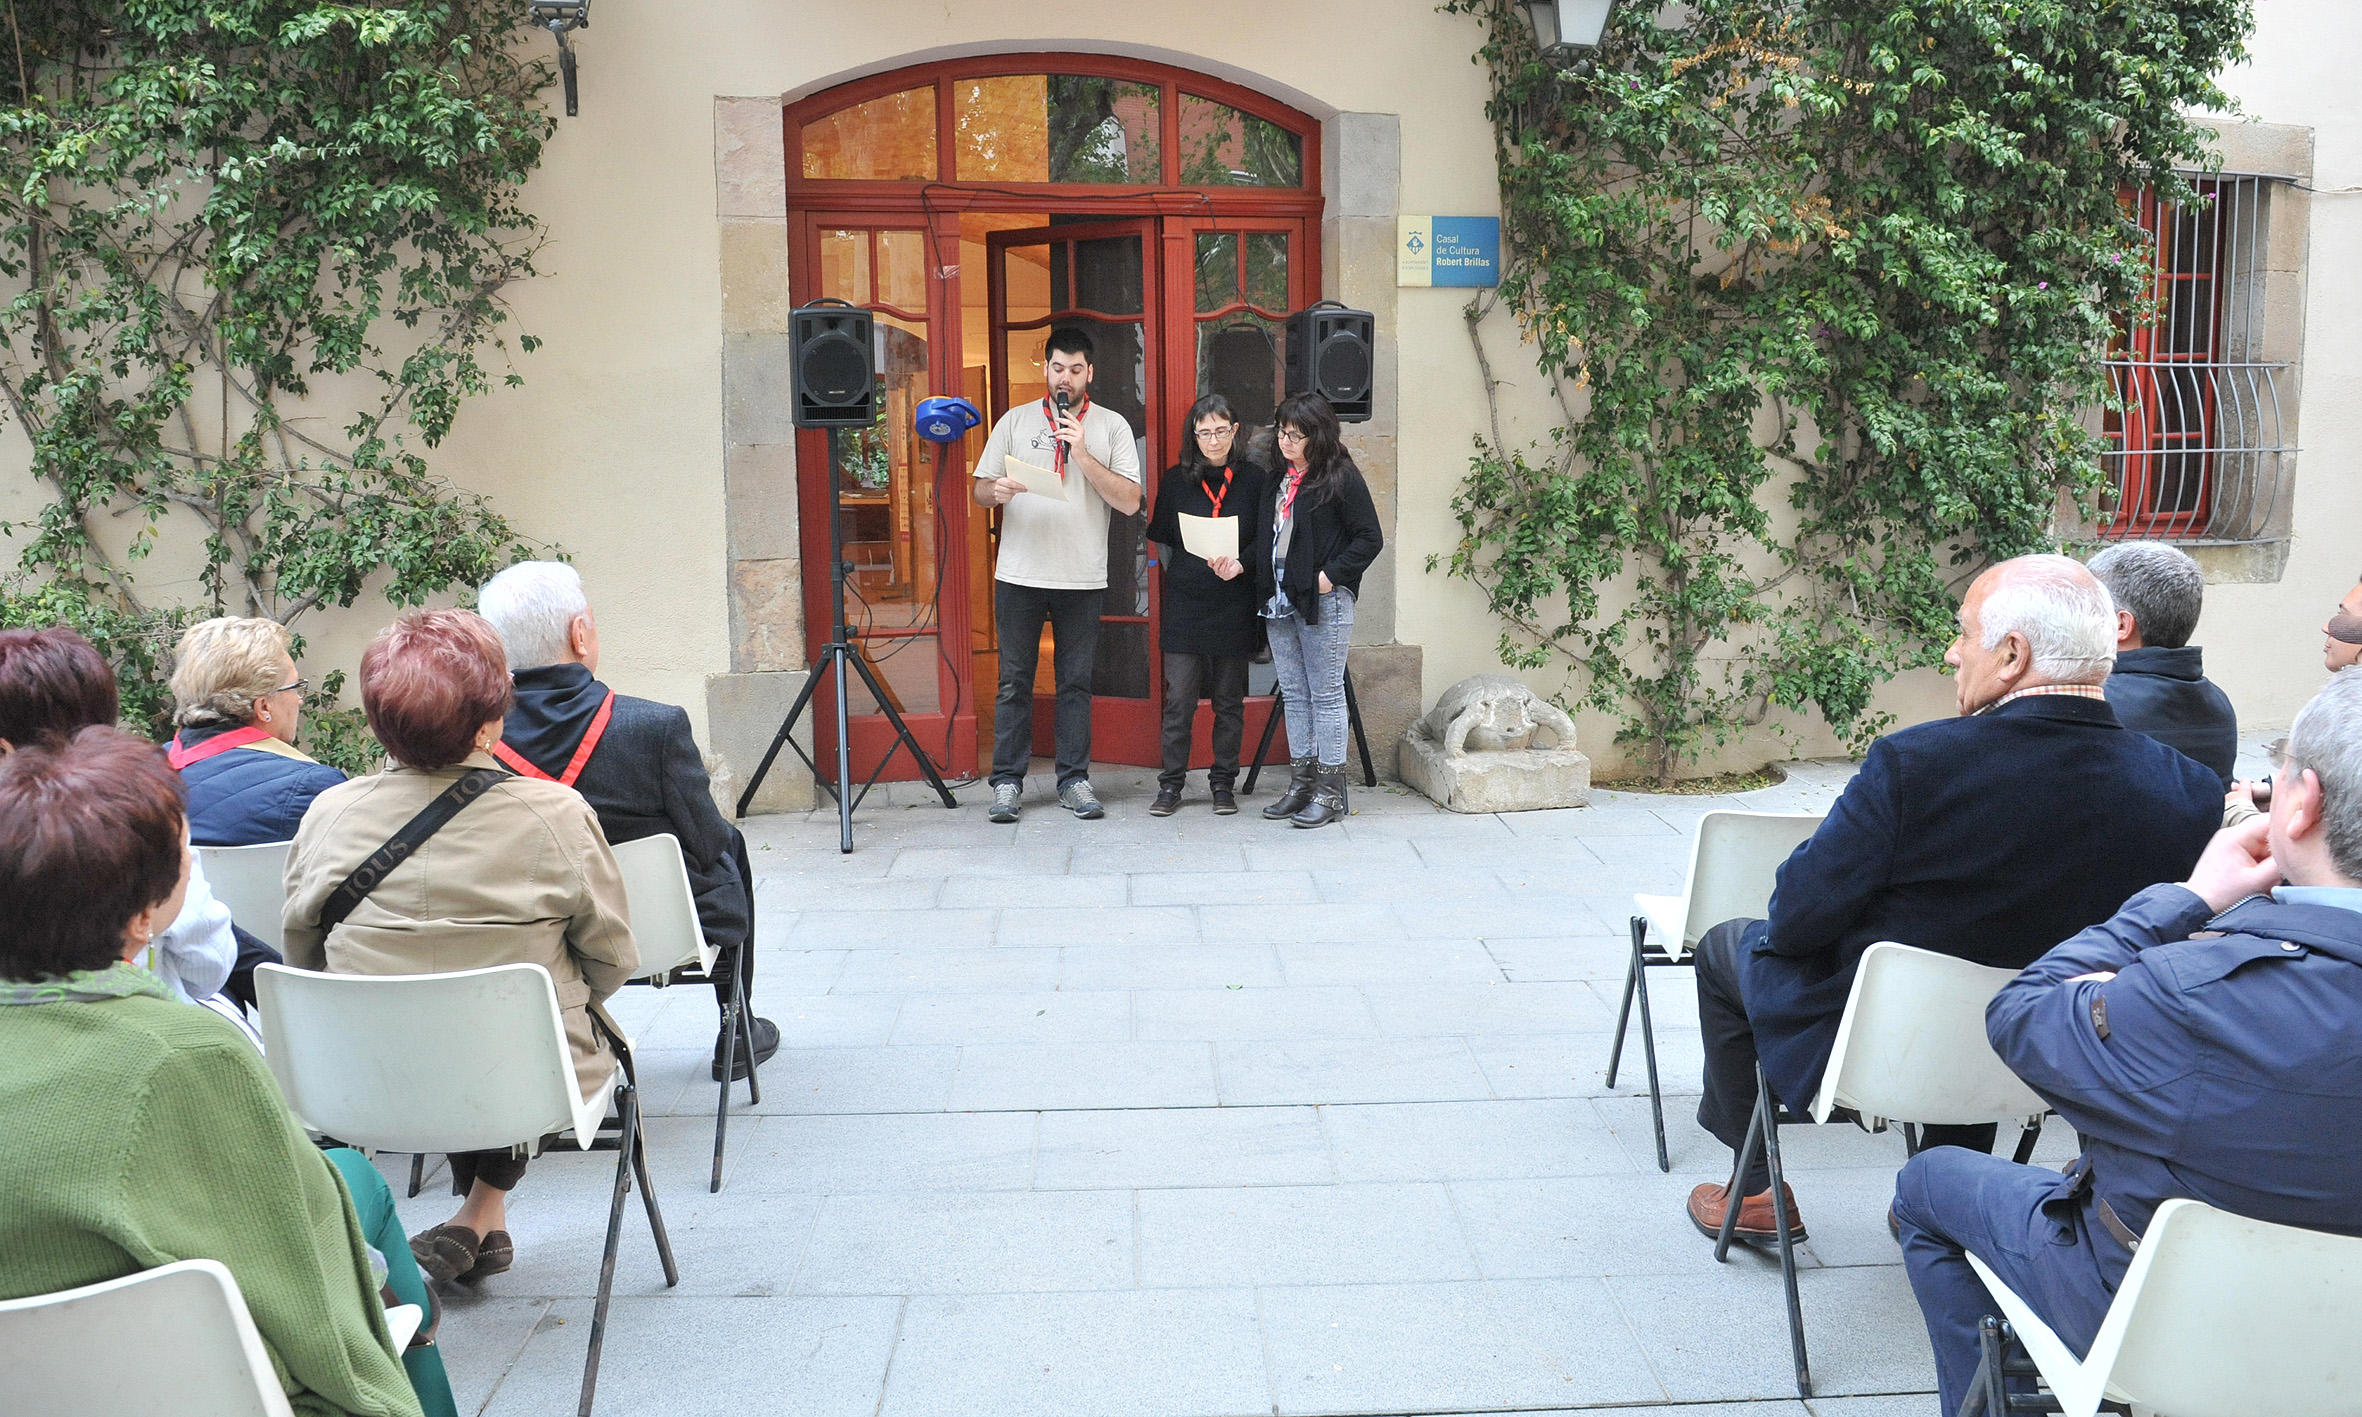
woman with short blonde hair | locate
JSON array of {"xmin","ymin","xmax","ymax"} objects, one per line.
[{"xmin": 164, "ymin": 616, "xmax": 346, "ymax": 846}]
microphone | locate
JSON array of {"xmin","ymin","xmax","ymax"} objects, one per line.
[{"xmin": 1054, "ymin": 390, "xmax": 1071, "ymax": 419}]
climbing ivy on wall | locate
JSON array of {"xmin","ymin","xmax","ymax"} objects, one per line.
[
  {"xmin": 0, "ymin": 1, "xmax": 557, "ymax": 770},
  {"xmin": 1437, "ymin": 0, "xmax": 2250, "ymax": 781}
]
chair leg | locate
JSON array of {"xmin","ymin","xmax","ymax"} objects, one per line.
[
  {"xmin": 579, "ymin": 1086, "xmax": 639, "ymax": 1417},
  {"xmin": 630, "ymin": 1090, "xmax": 680, "ymax": 1288},
  {"xmin": 1759, "ymin": 1062, "xmax": 1811, "ymax": 1399},
  {"xmin": 407, "ymin": 1151, "xmax": 425, "ymax": 1199},
  {"xmin": 736, "ymin": 955, "xmax": 761, "ymax": 1106},
  {"xmin": 1630, "ymin": 935, "xmax": 1667, "ymax": 1173},
  {"xmin": 2011, "ymin": 1118, "xmax": 2043, "ymax": 1165},
  {"xmin": 1606, "ymin": 920, "xmax": 1641, "ymax": 1087},
  {"xmin": 1713, "ymin": 1088, "xmax": 1766, "ymax": 1264}
]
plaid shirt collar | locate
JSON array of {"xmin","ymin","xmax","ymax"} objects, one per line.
[{"xmin": 1974, "ymin": 682, "xmax": 2110, "ymax": 715}]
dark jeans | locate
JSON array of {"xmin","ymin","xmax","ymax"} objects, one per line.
[
  {"xmin": 1895, "ymin": 1146, "xmax": 2114, "ymax": 1417},
  {"xmin": 448, "ymin": 1148, "xmax": 529, "ymax": 1194},
  {"xmin": 992, "ymin": 580, "xmax": 1104, "ymax": 789},
  {"xmin": 1694, "ymin": 917, "xmax": 1997, "ymax": 1195},
  {"xmin": 1159, "ymin": 652, "xmax": 1249, "ymax": 790}
]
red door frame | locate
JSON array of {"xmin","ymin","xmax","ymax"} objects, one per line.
[
  {"xmin": 784, "ymin": 56, "xmax": 1323, "ymax": 783},
  {"xmin": 2105, "ymin": 182, "xmax": 2226, "ymax": 537}
]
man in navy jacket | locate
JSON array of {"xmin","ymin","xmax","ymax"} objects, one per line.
[
  {"xmin": 1687, "ymin": 557, "xmax": 2221, "ymax": 1245},
  {"xmin": 479, "ymin": 562, "xmax": 778, "ymax": 1080},
  {"xmin": 2087, "ymin": 541, "xmax": 2238, "ymax": 787},
  {"xmin": 1896, "ymin": 669, "xmax": 2362, "ymax": 1417}
]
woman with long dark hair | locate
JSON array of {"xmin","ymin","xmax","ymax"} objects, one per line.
[
  {"xmin": 1144, "ymin": 394, "xmax": 1268, "ymax": 814},
  {"xmin": 1250, "ymin": 393, "xmax": 1383, "ymax": 827}
]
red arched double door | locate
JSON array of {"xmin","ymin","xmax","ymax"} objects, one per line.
[{"xmin": 785, "ymin": 58, "xmax": 1321, "ymax": 783}]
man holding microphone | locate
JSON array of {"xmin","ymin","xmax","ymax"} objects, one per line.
[{"xmin": 972, "ymin": 328, "xmax": 1143, "ymax": 822}]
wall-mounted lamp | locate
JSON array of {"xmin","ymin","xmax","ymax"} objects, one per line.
[
  {"xmin": 1522, "ymin": 0, "xmax": 1614, "ymax": 61},
  {"xmin": 528, "ymin": 1, "xmax": 589, "ymax": 116}
]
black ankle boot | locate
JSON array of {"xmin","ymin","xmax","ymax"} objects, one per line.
[
  {"xmin": 1262, "ymin": 756, "xmax": 1317, "ymax": 819},
  {"xmin": 1291, "ymin": 765, "xmax": 1348, "ymax": 828}
]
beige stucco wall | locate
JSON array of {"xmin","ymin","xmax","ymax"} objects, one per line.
[{"xmin": 5, "ymin": 0, "xmax": 2348, "ymax": 783}]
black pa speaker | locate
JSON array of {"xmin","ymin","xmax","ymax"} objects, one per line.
[
  {"xmin": 790, "ymin": 301, "xmax": 876, "ymax": 428},
  {"xmin": 1284, "ymin": 301, "xmax": 1374, "ymax": 423}
]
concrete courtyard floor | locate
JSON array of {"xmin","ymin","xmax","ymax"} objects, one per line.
[{"xmin": 376, "ymin": 756, "xmax": 2069, "ymax": 1417}]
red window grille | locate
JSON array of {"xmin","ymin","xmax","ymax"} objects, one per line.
[{"xmin": 2097, "ymin": 175, "xmax": 2291, "ymax": 544}]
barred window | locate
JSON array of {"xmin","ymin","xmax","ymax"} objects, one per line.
[{"xmin": 2094, "ymin": 175, "xmax": 2294, "ymax": 544}]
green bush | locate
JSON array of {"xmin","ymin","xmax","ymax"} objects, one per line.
[{"xmin": 1438, "ymin": 0, "xmax": 2250, "ymax": 780}]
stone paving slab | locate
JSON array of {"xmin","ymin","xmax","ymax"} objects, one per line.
[{"xmin": 393, "ymin": 755, "xmax": 2012, "ymax": 1417}]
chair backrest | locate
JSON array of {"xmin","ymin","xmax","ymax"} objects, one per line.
[
  {"xmin": 194, "ymin": 841, "xmax": 293, "ymax": 952},
  {"xmin": 0, "ymin": 1258, "xmax": 295, "ymax": 1417},
  {"xmin": 611, "ymin": 833, "xmax": 714, "ymax": 979},
  {"xmin": 255, "ymin": 961, "xmax": 595, "ymax": 1153},
  {"xmin": 2093, "ymin": 1199, "xmax": 2362, "ymax": 1417},
  {"xmin": 1676, "ymin": 812, "xmax": 1825, "ymax": 946},
  {"xmin": 1810, "ymin": 941, "xmax": 2049, "ymax": 1127}
]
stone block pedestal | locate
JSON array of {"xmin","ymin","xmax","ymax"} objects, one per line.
[{"xmin": 1398, "ymin": 735, "xmax": 1592, "ymax": 814}]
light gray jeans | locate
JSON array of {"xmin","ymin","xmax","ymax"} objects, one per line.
[{"xmin": 1266, "ymin": 588, "xmax": 1354, "ymax": 767}]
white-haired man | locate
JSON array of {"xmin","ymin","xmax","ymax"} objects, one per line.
[
  {"xmin": 1899, "ymin": 668, "xmax": 2362, "ymax": 1417},
  {"xmin": 477, "ymin": 562, "xmax": 777, "ymax": 1080},
  {"xmin": 1684, "ymin": 556, "xmax": 2222, "ymax": 1247}
]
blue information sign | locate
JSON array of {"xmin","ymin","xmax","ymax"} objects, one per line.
[{"xmin": 1397, "ymin": 216, "xmax": 1500, "ymax": 287}]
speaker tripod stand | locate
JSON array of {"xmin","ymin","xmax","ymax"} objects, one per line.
[{"xmin": 735, "ymin": 427, "xmax": 957, "ymax": 852}]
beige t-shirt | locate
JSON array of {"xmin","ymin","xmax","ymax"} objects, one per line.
[{"xmin": 974, "ymin": 399, "xmax": 1143, "ymax": 590}]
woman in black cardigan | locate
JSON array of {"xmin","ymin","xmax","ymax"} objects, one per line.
[
  {"xmin": 1145, "ymin": 394, "xmax": 1269, "ymax": 815},
  {"xmin": 1250, "ymin": 393, "xmax": 1384, "ymax": 827}
]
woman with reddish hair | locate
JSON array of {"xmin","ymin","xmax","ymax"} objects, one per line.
[{"xmin": 283, "ymin": 609, "xmax": 639, "ymax": 1288}]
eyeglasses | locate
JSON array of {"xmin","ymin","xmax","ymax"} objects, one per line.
[
  {"xmin": 1193, "ymin": 425, "xmax": 1238, "ymax": 441},
  {"xmin": 269, "ymin": 677, "xmax": 309, "ymax": 697},
  {"xmin": 1274, "ymin": 427, "xmax": 1308, "ymax": 443}
]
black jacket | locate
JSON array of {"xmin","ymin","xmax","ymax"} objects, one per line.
[
  {"xmin": 2103, "ymin": 644, "xmax": 2239, "ymax": 787},
  {"xmin": 1146, "ymin": 457, "xmax": 1268, "ymax": 658},
  {"xmin": 1738, "ymin": 692, "xmax": 2222, "ymax": 1108},
  {"xmin": 1248, "ymin": 459, "xmax": 1384, "ymax": 626},
  {"xmin": 503, "ymin": 663, "xmax": 750, "ymax": 952}
]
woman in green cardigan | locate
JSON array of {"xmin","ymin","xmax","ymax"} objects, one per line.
[{"xmin": 0, "ymin": 726, "xmax": 440, "ymax": 1417}]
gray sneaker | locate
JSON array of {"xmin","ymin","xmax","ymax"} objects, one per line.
[
  {"xmin": 987, "ymin": 782, "xmax": 1022, "ymax": 823},
  {"xmin": 1059, "ymin": 780, "xmax": 1105, "ymax": 819}
]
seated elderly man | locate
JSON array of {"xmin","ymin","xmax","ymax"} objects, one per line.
[
  {"xmin": 476, "ymin": 562, "xmax": 778, "ymax": 1080},
  {"xmin": 1686, "ymin": 555, "xmax": 2222, "ymax": 1245},
  {"xmin": 2087, "ymin": 541, "xmax": 2237, "ymax": 787},
  {"xmin": 1897, "ymin": 669, "xmax": 2362, "ymax": 1417}
]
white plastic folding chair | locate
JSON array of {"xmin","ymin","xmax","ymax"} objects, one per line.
[
  {"xmin": 1966, "ymin": 1198, "xmax": 2362, "ymax": 1417},
  {"xmin": 1715, "ymin": 941, "xmax": 2051, "ymax": 1401},
  {"xmin": 256, "ymin": 961, "xmax": 676, "ymax": 1417},
  {"xmin": 0, "ymin": 1256, "xmax": 416, "ymax": 1417},
  {"xmin": 194, "ymin": 840, "xmax": 293, "ymax": 952},
  {"xmin": 612, "ymin": 831, "xmax": 759, "ymax": 1193},
  {"xmin": 1610, "ymin": 810, "xmax": 1825, "ymax": 1170}
]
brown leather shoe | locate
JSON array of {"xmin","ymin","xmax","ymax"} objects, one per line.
[{"xmin": 1687, "ymin": 1181, "xmax": 1808, "ymax": 1245}]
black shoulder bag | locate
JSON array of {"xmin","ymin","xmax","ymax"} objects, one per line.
[{"xmin": 316, "ymin": 767, "xmax": 510, "ymax": 934}]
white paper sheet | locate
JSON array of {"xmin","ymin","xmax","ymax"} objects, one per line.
[
  {"xmin": 1002, "ymin": 456, "xmax": 1068, "ymax": 502},
  {"xmin": 1177, "ymin": 512, "xmax": 1239, "ymax": 562}
]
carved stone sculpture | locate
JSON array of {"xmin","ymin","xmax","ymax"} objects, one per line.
[{"xmin": 1398, "ymin": 673, "xmax": 1592, "ymax": 813}]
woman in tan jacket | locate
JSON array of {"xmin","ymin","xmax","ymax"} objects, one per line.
[{"xmin": 284, "ymin": 609, "xmax": 638, "ymax": 1287}]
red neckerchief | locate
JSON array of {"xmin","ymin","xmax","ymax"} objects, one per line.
[
  {"xmin": 167, "ymin": 725, "xmax": 275, "ymax": 771},
  {"xmin": 1202, "ymin": 464, "xmax": 1235, "ymax": 519},
  {"xmin": 1280, "ymin": 467, "xmax": 1307, "ymax": 519},
  {"xmin": 491, "ymin": 690, "xmax": 616, "ymax": 787},
  {"xmin": 1040, "ymin": 394, "xmax": 1092, "ymax": 480}
]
